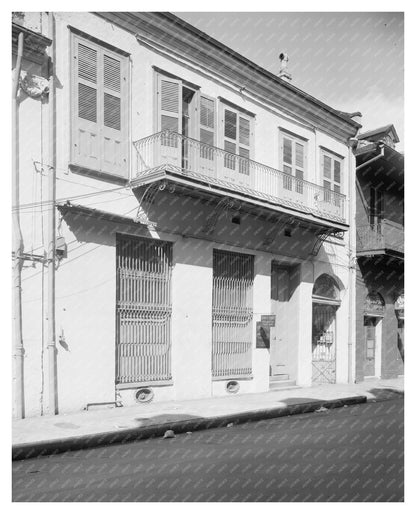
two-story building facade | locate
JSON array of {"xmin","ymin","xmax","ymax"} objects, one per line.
[
  {"xmin": 13, "ymin": 12, "xmax": 361, "ymax": 418},
  {"xmin": 355, "ymin": 125, "xmax": 404, "ymax": 381}
]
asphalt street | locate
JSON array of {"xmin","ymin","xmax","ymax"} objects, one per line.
[{"xmin": 12, "ymin": 397, "xmax": 404, "ymax": 502}]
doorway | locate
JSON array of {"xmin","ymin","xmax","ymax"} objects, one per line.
[
  {"xmin": 312, "ymin": 303, "xmax": 338, "ymax": 384},
  {"xmin": 181, "ymin": 87, "xmax": 196, "ymax": 170},
  {"xmin": 115, "ymin": 235, "xmax": 173, "ymax": 385},
  {"xmin": 311, "ymin": 274, "xmax": 341, "ymax": 384},
  {"xmin": 270, "ymin": 264, "xmax": 291, "ymax": 380},
  {"xmin": 363, "ymin": 316, "xmax": 382, "ymax": 378},
  {"xmin": 212, "ymin": 249, "xmax": 254, "ymax": 379}
]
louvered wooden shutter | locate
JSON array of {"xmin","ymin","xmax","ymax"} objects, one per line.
[
  {"xmin": 199, "ymin": 95, "xmax": 215, "ymax": 173},
  {"xmin": 323, "ymin": 154, "xmax": 332, "ymax": 189},
  {"xmin": 72, "ymin": 39, "xmax": 100, "ymax": 171},
  {"xmin": 101, "ymin": 52, "xmax": 128, "ymax": 176},
  {"xmin": 294, "ymin": 142, "xmax": 305, "ymax": 193},
  {"xmin": 282, "ymin": 137, "xmax": 292, "ymax": 175},
  {"xmin": 157, "ymin": 75, "xmax": 182, "ymax": 164},
  {"xmin": 71, "ymin": 34, "xmax": 128, "ymax": 178},
  {"xmin": 200, "ymin": 96, "xmax": 215, "ymax": 149},
  {"xmin": 238, "ymin": 116, "xmax": 250, "ymax": 175},
  {"xmin": 158, "ymin": 76, "xmax": 182, "ymax": 133},
  {"xmin": 223, "ymin": 109, "xmax": 237, "ymax": 170}
]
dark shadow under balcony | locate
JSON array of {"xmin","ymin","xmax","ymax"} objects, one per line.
[
  {"xmin": 356, "ymin": 221, "xmax": 404, "ymax": 258},
  {"xmin": 132, "ymin": 131, "xmax": 348, "ymax": 230}
]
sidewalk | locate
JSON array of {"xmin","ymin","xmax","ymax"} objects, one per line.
[{"xmin": 12, "ymin": 377, "xmax": 403, "ymax": 460}]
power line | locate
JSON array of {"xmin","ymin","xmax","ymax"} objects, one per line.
[{"xmin": 12, "ymin": 184, "xmax": 132, "ymax": 212}]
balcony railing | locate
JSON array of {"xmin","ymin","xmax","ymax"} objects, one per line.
[
  {"xmin": 356, "ymin": 220, "xmax": 404, "ymax": 255},
  {"xmin": 133, "ymin": 131, "xmax": 346, "ymax": 224}
]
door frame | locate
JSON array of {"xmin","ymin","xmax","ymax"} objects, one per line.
[
  {"xmin": 311, "ymin": 300, "xmax": 340, "ymax": 384},
  {"xmin": 363, "ymin": 314, "xmax": 383, "ymax": 379},
  {"xmin": 270, "ymin": 263, "xmax": 292, "ymax": 378}
]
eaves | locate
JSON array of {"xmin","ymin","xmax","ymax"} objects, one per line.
[
  {"xmin": 95, "ymin": 12, "xmax": 361, "ymax": 143},
  {"xmin": 12, "ymin": 22, "xmax": 52, "ymax": 65}
]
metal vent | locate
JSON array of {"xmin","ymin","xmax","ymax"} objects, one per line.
[
  {"xmin": 226, "ymin": 380, "xmax": 240, "ymax": 394},
  {"xmin": 135, "ymin": 388, "xmax": 154, "ymax": 403}
]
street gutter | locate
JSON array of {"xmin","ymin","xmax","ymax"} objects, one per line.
[{"xmin": 12, "ymin": 395, "xmax": 367, "ymax": 461}]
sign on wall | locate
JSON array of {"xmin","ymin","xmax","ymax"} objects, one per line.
[
  {"xmin": 261, "ymin": 315, "xmax": 276, "ymax": 327},
  {"xmin": 256, "ymin": 315, "xmax": 276, "ymax": 348}
]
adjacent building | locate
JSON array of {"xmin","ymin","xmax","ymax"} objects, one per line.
[
  {"xmin": 13, "ymin": 12, "xmax": 361, "ymax": 418},
  {"xmin": 355, "ymin": 125, "xmax": 404, "ymax": 381}
]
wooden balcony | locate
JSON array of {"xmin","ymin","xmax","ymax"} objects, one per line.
[
  {"xmin": 356, "ymin": 220, "xmax": 404, "ymax": 257},
  {"xmin": 132, "ymin": 131, "xmax": 347, "ymax": 229}
]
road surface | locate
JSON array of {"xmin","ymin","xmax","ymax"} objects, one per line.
[{"xmin": 12, "ymin": 397, "xmax": 404, "ymax": 502}]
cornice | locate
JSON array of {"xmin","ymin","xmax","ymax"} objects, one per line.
[
  {"xmin": 96, "ymin": 12, "xmax": 361, "ymax": 143},
  {"xmin": 12, "ymin": 22, "xmax": 52, "ymax": 65}
]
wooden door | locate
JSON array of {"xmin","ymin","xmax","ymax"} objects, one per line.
[{"xmin": 270, "ymin": 266, "xmax": 290, "ymax": 377}]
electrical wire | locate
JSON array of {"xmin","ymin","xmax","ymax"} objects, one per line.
[
  {"xmin": 12, "ymin": 184, "xmax": 132, "ymax": 212},
  {"xmin": 56, "ymin": 175, "xmax": 133, "ymax": 197}
]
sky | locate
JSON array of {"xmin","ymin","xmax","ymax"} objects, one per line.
[{"xmin": 175, "ymin": 12, "xmax": 404, "ymax": 150}]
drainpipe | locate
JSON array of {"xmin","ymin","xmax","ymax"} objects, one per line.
[
  {"xmin": 347, "ymin": 144, "xmax": 355, "ymax": 384},
  {"xmin": 47, "ymin": 12, "xmax": 58, "ymax": 415},
  {"xmin": 347, "ymin": 130, "xmax": 367, "ymax": 385},
  {"xmin": 12, "ymin": 31, "xmax": 25, "ymax": 419},
  {"xmin": 356, "ymin": 143, "xmax": 385, "ymax": 171}
]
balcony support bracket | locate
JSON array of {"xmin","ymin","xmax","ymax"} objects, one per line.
[
  {"xmin": 202, "ymin": 197, "xmax": 241, "ymax": 235},
  {"xmin": 310, "ymin": 229, "xmax": 337, "ymax": 256},
  {"xmin": 134, "ymin": 180, "xmax": 175, "ymax": 227}
]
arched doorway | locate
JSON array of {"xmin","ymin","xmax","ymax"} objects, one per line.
[{"xmin": 312, "ymin": 274, "xmax": 341, "ymax": 384}]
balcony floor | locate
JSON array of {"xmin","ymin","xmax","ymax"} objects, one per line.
[{"xmin": 130, "ymin": 164, "xmax": 348, "ymax": 232}]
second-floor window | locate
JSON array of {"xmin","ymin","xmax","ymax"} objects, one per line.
[
  {"xmin": 71, "ymin": 31, "xmax": 129, "ymax": 178},
  {"xmin": 156, "ymin": 73, "xmax": 217, "ymax": 171},
  {"xmin": 321, "ymin": 150, "xmax": 343, "ymax": 203},
  {"xmin": 222, "ymin": 106, "xmax": 252, "ymax": 175},
  {"xmin": 279, "ymin": 131, "xmax": 307, "ymax": 193},
  {"xmin": 199, "ymin": 95, "xmax": 215, "ymax": 161}
]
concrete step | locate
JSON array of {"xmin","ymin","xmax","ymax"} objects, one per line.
[
  {"xmin": 269, "ymin": 379, "xmax": 299, "ymax": 391},
  {"xmin": 270, "ymin": 374, "xmax": 290, "ymax": 382}
]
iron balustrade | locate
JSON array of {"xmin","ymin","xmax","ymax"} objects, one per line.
[
  {"xmin": 356, "ymin": 220, "xmax": 404, "ymax": 254},
  {"xmin": 133, "ymin": 131, "xmax": 346, "ymax": 224}
]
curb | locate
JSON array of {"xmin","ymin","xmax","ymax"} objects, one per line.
[{"xmin": 12, "ymin": 395, "xmax": 367, "ymax": 461}]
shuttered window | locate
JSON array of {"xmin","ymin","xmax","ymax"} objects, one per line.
[
  {"xmin": 280, "ymin": 132, "xmax": 307, "ymax": 193},
  {"xmin": 157, "ymin": 76, "xmax": 182, "ymax": 149},
  {"xmin": 223, "ymin": 106, "xmax": 252, "ymax": 174},
  {"xmin": 200, "ymin": 95, "xmax": 215, "ymax": 160},
  {"xmin": 71, "ymin": 33, "xmax": 129, "ymax": 178},
  {"xmin": 321, "ymin": 150, "xmax": 343, "ymax": 204}
]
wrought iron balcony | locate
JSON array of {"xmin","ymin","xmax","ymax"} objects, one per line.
[
  {"xmin": 133, "ymin": 131, "xmax": 347, "ymax": 225},
  {"xmin": 356, "ymin": 220, "xmax": 404, "ymax": 256}
]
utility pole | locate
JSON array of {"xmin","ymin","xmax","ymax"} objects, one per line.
[
  {"xmin": 47, "ymin": 11, "xmax": 58, "ymax": 415},
  {"xmin": 12, "ymin": 30, "xmax": 25, "ymax": 420}
]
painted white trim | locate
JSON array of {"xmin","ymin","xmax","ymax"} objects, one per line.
[{"xmin": 375, "ymin": 317, "xmax": 382, "ymax": 378}]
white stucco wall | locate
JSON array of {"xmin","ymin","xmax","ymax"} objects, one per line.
[{"xmin": 14, "ymin": 12, "xmax": 357, "ymax": 417}]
